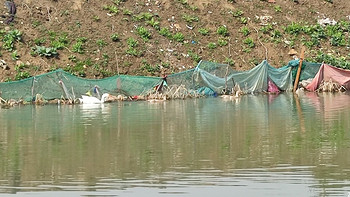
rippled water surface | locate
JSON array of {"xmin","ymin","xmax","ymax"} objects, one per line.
[{"xmin": 0, "ymin": 92, "xmax": 350, "ymax": 196}]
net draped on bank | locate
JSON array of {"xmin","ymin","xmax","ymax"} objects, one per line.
[{"xmin": 0, "ymin": 59, "xmax": 325, "ymax": 101}]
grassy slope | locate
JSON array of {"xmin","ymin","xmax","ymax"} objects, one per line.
[{"xmin": 0, "ymin": 0, "xmax": 349, "ymax": 82}]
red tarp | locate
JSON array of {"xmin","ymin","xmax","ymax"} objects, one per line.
[{"xmin": 306, "ymin": 64, "xmax": 350, "ymax": 91}]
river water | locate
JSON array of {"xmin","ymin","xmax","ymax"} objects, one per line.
[{"xmin": 0, "ymin": 92, "xmax": 350, "ymax": 196}]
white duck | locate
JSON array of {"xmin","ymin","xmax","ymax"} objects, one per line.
[{"xmin": 79, "ymin": 93, "xmax": 110, "ymax": 104}]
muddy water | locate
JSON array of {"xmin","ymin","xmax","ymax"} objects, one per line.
[{"xmin": 0, "ymin": 92, "xmax": 350, "ymax": 196}]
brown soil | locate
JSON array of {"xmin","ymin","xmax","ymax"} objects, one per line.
[{"xmin": 0, "ymin": 0, "xmax": 349, "ymax": 81}]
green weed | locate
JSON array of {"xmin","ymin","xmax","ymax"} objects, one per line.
[
  {"xmin": 218, "ymin": 38, "xmax": 228, "ymax": 46},
  {"xmin": 93, "ymin": 15, "xmax": 100, "ymax": 22},
  {"xmin": 188, "ymin": 50, "xmax": 201, "ymax": 63},
  {"xmin": 207, "ymin": 42, "xmax": 217, "ymax": 49},
  {"xmin": 159, "ymin": 27, "xmax": 172, "ymax": 38},
  {"xmin": 173, "ymin": 32, "xmax": 185, "ymax": 42},
  {"xmin": 274, "ymin": 5, "xmax": 282, "ymax": 12},
  {"xmin": 217, "ymin": 25, "xmax": 229, "ymax": 37},
  {"xmin": 72, "ymin": 41, "xmax": 84, "ymax": 54},
  {"xmin": 224, "ymin": 57, "xmax": 235, "ymax": 66},
  {"xmin": 198, "ymin": 28, "xmax": 209, "ymax": 36},
  {"xmin": 111, "ymin": 33, "xmax": 120, "ymax": 42},
  {"xmin": 232, "ymin": 9, "xmax": 243, "ymax": 17},
  {"xmin": 103, "ymin": 5, "xmax": 119, "ymax": 14},
  {"xmin": 14, "ymin": 63, "xmax": 31, "ymax": 80},
  {"xmin": 15, "ymin": 71, "xmax": 31, "ymax": 80},
  {"xmin": 126, "ymin": 37, "xmax": 141, "ymax": 56},
  {"xmin": 260, "ymin": 24, "xmax": 273, "ymax": 34},
  {"xmin": 182, "ymin": 14, "xmax": 199, "ymax": 24},
  {"xmin": 240, "ymin": 26, "xmax": 250, "ymax": 36},
  {"xmin": 136, "ymin": 26, "xmax": 152, "ymax": 41},
  {"xmin": 34, "ymin": 38, "xmax": 46, "ymax": 45},
  {"xmin": 243, "ymin": 37, "xmax": 255, "ymax": 48},
  {"xmin": 96, "ymin": 39, "xmax": 107, "ymax": 48},
  {"xmin": 11, "ymin": 50, "xmax": 19, "ymax": 60},
  {"xmin": 147, "ymin": 18, "xmax": 160, "ymax": 30},
  {"xmin": 2, "ymin": 29, "xmax": 22, "ymax": 52},
  {"xmin": 239, "ymin": 17, "xmax": 248, "ymax": 24},
  {"xmin": 32, "ymin": 46, "xmax": 58, "ymax": 57},
  {"xmin": 122, "ymin": 9, "xmax": 132, "ymax": 16}
]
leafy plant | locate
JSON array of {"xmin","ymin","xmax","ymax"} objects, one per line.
[
  {"xmin": 136, "ymin": 26, "xmax": 151, "ymax": 41},
  {"xmin": 260, "ymin": 23, "xmax": 273, "ymax": 34},
  {"xmin": 198, "ymin": 28, "xmax": 209, "ymax": 36},
  {"xmin": 15, "ymin": 71, "xmax": 31, "ymax": 80},
  {"xmin": 123, "ymin": 9, "xmax": 133, "ymax": 15},
  {"xmin": 284, "ymin": 22, "xmax": 303, "ymax": 35},
  {"xmin": 14, "ymin": 63, "xmax": 31, "ymax": 80},
  {"xmin": 96, "ymin": 39, "xmax": 107, "ymax": 48},
  {"xmin": 274, "ymin": 5, "xmax": 282, "ymax": 12},
  {"xmin": 111, "ymin": 33, "xmax": 120, "ymax": 42},
  {"xmin": 32, "ymin": 20, "xmax": 41, "ymax": 28},
  {"xmin": 159, "ymin": 27, "xmax": 172, "ymax": 38},
  {"xmin": 77, "ymin": 37, "xmax": 87, "ymax": 43},
  {"xmin": 93, "ymin": 15, "xmax": 100, "ymax": 22},
  {"xmin": 225, "ymin": 57, "xmax": 235, "ymax": 66},
  {"xmin": 330, "ymin": 32, "xmax": 346, "ymax": 46},
  {"xmin": 147, "ymin": 18, "xmax": 160, "ymax": 30},
  {"xmin": 310, "ymin": 51, "xmax": 350, "ymax": 69},
  {"xmin": 188, "ymin": 50, "xmax": 201, "ymax": 63},
  {"xmin": 102, "ymin": 53, "xmax": 109, "ymax": 66},
  {"xmin": 173, "ymin": 32, "xmax": 185, "ymax": 42},
  {"xmin": 103, "ymin": 5, "xmax": 119, "ymax": 14},
  {"xmin": 32, "ymin": 46, "xmax": 58, "ymax": 57},
  {"xmin": 271, "ymin": 29, "xmax": 282, "ymax": 39},
  {"xmin": 75, "ymin": 21, "xmax": 81, "ymax": 28},
  {"xmin": 125, "ymin": 48, "xmax": 139, "ymax": 56},
  {"xmin": 239, "ymin": 17, "xmax": 248, "ymax": 24},
  {"xmin": 182, "ymin": 14, "xmax": 199, "ymax": 24},
  {"xmin": 207, "ymin": 42, "xmax": 217, "ymax": 49},
  {"xmin": 68, "ymin": 55, "xmax": 77, "ymax": 62},
  {"xmin": 14, "ymin": 63, "xmax": 27, "ymax": 71},
  {"xmin": 34, "ymin": 38, "xmax": 46, "ymax": 45},
  {"xmin": 11, "ymin": 50, "xmax": 19, "ymax": 60},
  {"xmin": 2, "ymin": 29, "xmax": 22, "ymax": 51},
  {"xmin": 113, "ymin": 0, "xmax": 126, "ymax": 5},
  {"xmin": 134, "ymin": 12, "xmax": 153, "ymax": 21},
  {"xmin": 217, "ymin": 25, "xmax": 229, "ymax": 37},
  {"xmin": 126, "ymin": 37, "xmax": 141, "ymax": 56},
  {"xmin": 178, "ymin": 0, "xmax": 188, "ymax": 5},
  {"xmin": 47, "ymin": 32, "xmax": 69, "ymax": 50},
  {"xmin": 240, "ymin": 26, "xmax": 250, "ymax": 36},
  {"xmin": 232, "ymin": 9, "xmax": 243, "ymax": 17},
  {"xmin": 140, "ymin": 59, "xmax": 160, "ymax": 75},
  {"xmin": 72, "ymin": 42, "xmax": 84, "ymax": 54},
  {"xmin": 218, "ymin": 38, "xmax": 228, "ymax": 46},
  {"xmin": 243, "ymin": 37, "xmax": 255, "ymax": 48},
  {"xmin": 127, "ymin": 37, "xmax": 138, "ymax": 48}
]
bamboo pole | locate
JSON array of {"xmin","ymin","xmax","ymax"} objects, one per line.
[{"xmin": 293, "ymin": 47, "xmax": 305, "ymax": 92}]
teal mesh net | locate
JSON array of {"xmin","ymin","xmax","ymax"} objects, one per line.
[
  {"xmin": 0, "ymin": 69, "xmax": 161, "ymax": 101},
  {"xmin": 0, "ymin": 60, "xmax": 324, "ymax": 101}
]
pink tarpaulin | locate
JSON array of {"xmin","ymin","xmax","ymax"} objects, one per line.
[
  {"xmin": 306, "ymin": 64, "xmax": 350, "ymax": 91},
  {"xmin": 268, "ymin": 78, "xmax": 280, "ymax": 93}
]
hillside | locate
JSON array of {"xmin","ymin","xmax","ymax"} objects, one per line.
[{"xmin": 0, "ymin": 0, "xmax": 349, "ymax": 82}]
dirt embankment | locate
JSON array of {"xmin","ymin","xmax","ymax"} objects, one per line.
[{"xmin": 0, "ymin": 0, "xmax": 349, "ymax": 81}]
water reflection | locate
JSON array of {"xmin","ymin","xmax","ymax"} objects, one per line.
[{"xmin": 0, "ymin": 93, "xmax": 349, "ymax": 196}]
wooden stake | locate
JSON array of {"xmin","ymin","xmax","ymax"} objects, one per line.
[{"xmin": 293, "ymin": 46, "xmax": 305, "ymax": 92}]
